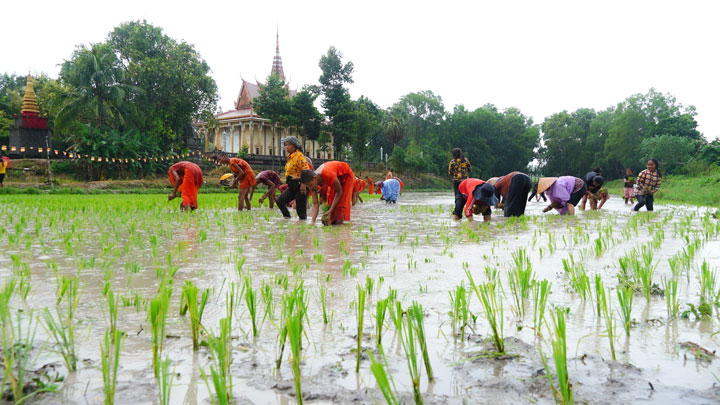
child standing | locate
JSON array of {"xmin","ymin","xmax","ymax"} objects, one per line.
[
  {"xmin": 623, "ymin": 168, "xmax": 635, "ymax": 204},
  {"xmin": 634, "ymin": 159, "xmax": 661, "ymax": 212}
]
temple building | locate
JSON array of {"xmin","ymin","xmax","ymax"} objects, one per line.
[
  {"xmin": 9, "ymin": 74, "xmax": 51, "ymax": 157},
  {"xmin": 194, "ymin": 33, "xmax": 331, "ymax": 160}
]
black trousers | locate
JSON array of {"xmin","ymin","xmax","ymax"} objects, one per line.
[
  {"xmin": 634, "ymin": 194, "xmax": 654, "ymax": 211},
  {"xmin": 504, "ymin": 173, "xmax": 532, "ymax": 217},
  {"xmin": 453, "ymin": 180, "xmax": 464, "ymax": 217},
  {"xmin": 277, "ymin": 178, "xmax": 308, "ymax": 219}
]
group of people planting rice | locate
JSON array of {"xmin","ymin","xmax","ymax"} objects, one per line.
[
  {"xmin": 448, "ymin": 148, "xmax": 662, "ymax": 220},
  {"xmin": 167, "ymin": 136, "xmax": 405, "ymax": 224},
  {"xmin": 168, "ymin": 139, "xmax": 662, "ymax": 223}
]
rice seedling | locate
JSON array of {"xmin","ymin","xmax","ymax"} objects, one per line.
[
  {"xmin": 466, "ymin": 270, "xmax": 505, "ymax": 353},
  {"xmin": 375, "ymin": 297, "xmax": 389, "ymax": 346},
  {"xmin": 201, "ymin": 317, "xmax": 233, "ymax": 405},
  {"xmin": 287, "ymin": 308, "xmax": 304, "ymax": 405},
  {"xmin": 662, "ymin": 277, "xmax": 679, "ymax": 318},
  {"xmin": 42, "ymin": 275, "xmax": 81, "ymax": 371},
  {"xmin": 244, "ymin": 272, "xmax": 259, "ymax": 337},
  {"xmin": 367, "ymin": 346, "xmax": 399, "ymax": 405},
  {"xmin": 539, "ymin": 306, "xmax": 572, "ymax": 405},
  {"xmin": 532, "ymin": 280, "xmax": 551, "ymax": 336},
  {"xmin": 158, "ymin": 357, "xmax": 175, "ymax": 405},
  {"xmin": 396, "ymin": 304, "xmax": 423, "ymax": 404},
  {"xmin": 698, "ymin": 260, "xmax": 719, "ymax": 307},
  {"xmin": 508, "ymin": 248, "xmax": 534, "ymax": 318},
  {"xmin": 408, "ymin": 302, "xmax": 434, "ymax": 383},
  {"xmin": 276, "ymin": 283, "xmax": 308, "ymax": 369},
  {"xmin": 630, "ymin": 251, "xmax": 656, "ymax": 302},
  {"xmin": 319, "ymin": 283, "xmax": 331, "ymax": 324},
  {"xmin": 450, "ymin": 282, "xmax": 471, "ymax": 341},
  {"xmin": 180, "ymin": 281, "xmax": 210, "ymax": 351},
  {"xmin": 356, "ymin": 285, "xmax": 367, "ymax": 372},
  {"xmin": 101, "ymin": 329, "xmax": 125, "ymax": 405},
  {"xmin": 149, "ymin": 283, "xmax": 172, "ymax": 378},
  {"xmin": 617, "ymin": 286, "xmax": 633, "ymax": 337},
  {"xmin": 594, "ymin": 278, "xmax": 616, "ymax": 360},
  {"xmin": 562, "ymin": 256, "xmax": 591, "ymax": 300}
]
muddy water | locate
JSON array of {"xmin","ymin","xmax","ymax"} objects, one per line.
[{"xmin": 1, "ymin": 193, "xmax": 720, "ymax": 404}]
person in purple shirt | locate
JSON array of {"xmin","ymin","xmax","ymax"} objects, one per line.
[
  {"xmin": 537, "ymin": 176, "xmax": 587, "ymax": 216},
  {"xmin": 253, "ymin": 170, "xmax": 282, "ymax": 209}
]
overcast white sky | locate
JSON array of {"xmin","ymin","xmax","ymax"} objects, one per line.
[{"xmin": 3, "ymin": 0, "xmax": 718, "ymax": 139}]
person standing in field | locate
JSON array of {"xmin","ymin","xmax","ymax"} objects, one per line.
[
  {"xmin": 492, "ymin": 171, "xmax": 532, "ymax": 217},
  {"xmin": 375, "ymin": 178, "xmax": 401, "ymax": 203},
  {"xmin": 277, "ymin": 136, "xmax": 310, "ymax": 220},
  {"xmin": 385, "ymin": 169, "xmax": 393, "ymax": 180},
  {"xmin": 0, "ymin": 156, "xmax": 8, "ymax": 187},
  {"xmin": 216, "ymin": 154, "xmax": 256, "ymax": 211},
  {"xmin": 301, "ymin": 161, "xmax": 355, "ymax": 225},
  {"xmin": 456, "ymin": 178, "xmax": 497, "ymax": 222},
  {"xmin": 634, "ymin": 158, "xmax": 662, "ymax": 212},
  {"xmin": 579, "ymin": 167, "xmax": 609, "ymax": 210},
  {"xmin": 254, "ymin": 170, "xmax": 282, "ymax": 209},
  {"xmin": 539, "ymin": 176, "xmax": 587, "ymax": 216},
  {"xmin": 367, "ymin": 176, "xmax": 374, "ymax": 195},
  {"xmin": 448, "ymin": 148, "xmax": 472, "ymax": 220},
  {"xmin": 623, "ymin": 168, "xmax": 636, "ymax": 204},
  {"xmin": 168, "ymin": 161, "xmax": 204, "ymax": 211}
]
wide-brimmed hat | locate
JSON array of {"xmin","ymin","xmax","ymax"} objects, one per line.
[
  {"xmin": 486, "ymin": 177, "xmax": 500, "ymax": 186},
  {"xmin": 472, "ymin": 183, "xmax": 499, "ymax": 207},
  {"xmin": 281, "ymin": 136, "xmax": 302, "ymax": 150},
  {"xmin": 536, "ymin": 177, "xmax": 558, "ymax": 195}
]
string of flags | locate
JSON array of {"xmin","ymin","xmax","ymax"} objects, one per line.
[{"xmin": 0, "ymin": 145, "xmax": 205, "ymax": 164}]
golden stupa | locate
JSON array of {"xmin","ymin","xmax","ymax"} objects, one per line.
[{"xmin": 21, "ymin": 74, "xmax": 40, "ymax": 115}]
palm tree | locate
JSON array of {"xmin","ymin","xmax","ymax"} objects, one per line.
[{"xmin": 55, "ymin": 43, "xmax": 138, "ymax": 133}]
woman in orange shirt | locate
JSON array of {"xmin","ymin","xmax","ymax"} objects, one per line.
[
  {"xmin": 352, "ymin": 176, "xmax": 366, "ymax": 205},
  {"xmin": 217, "ymin": 154, "xmax": 256, "ymax": 210},
  {"xmin": 301, "ymin": 161, "xmax": 354, "ymax": 225},
  {"xmin": 168, "ymin": 161, "xmax": 204, "ymax": 211}
]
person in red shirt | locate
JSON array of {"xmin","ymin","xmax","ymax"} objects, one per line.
[
  {"xmin": 301, "ymin": 161, "xmax": 354, "ymax": 225},
  {"xmin": 352, "ymin": 176, "xmax": 366, "ymax": 205},
  {"xmin": 168, "ymin": 161, "xmax": 204, "ymax": 211},
  {"xmin": 456, "ymin": 178, "xmax": 497, "ymax": 222},
  {"xmin": 253, "ymin": 170, "xmax": 282, "ymax": 208},
  {"xmin": 217, "ymin": 154, "xmax": 256, "ymax": 210},
  {"xmin": 367, "ymin": 176, "xmax": 374, "ymax": 194}
]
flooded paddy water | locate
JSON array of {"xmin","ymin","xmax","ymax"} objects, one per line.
[{"xmin": 1, "ymin": 192, "xmax": 719, "ymax": 404}]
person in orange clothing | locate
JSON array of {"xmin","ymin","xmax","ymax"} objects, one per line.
[
  {"xmin": 385, "ymin": 169, "xmax": 393, "ymax": 180},
  {"xmin": 168, "ymin": 161, "xmax": 204, "ymax": 211},
  {"xmin": 217, "ymin": 154, "xmax": 256, "ymax": 210},
  {"xmin": 352, "ymin": 176, "xmax": 366, "ymax": 205},
  {"xmin": 455, "ymin": 178, "xmax": 498, "ymax": 222},
  {"xmin": 301, "ymin": 161, "xmax": 354, "ymax": 225},
  {"xmin": 367, "ymin": 176, "xmax": 374, "ymax": 194}
]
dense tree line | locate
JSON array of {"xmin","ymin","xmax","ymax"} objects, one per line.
[{"xmin": 3, "ymin": 29, "xmax": 718, "ymax": 181}]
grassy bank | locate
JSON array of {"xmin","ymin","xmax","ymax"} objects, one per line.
[{"xmin": 607, "ymin": 169, "xmax": 720, "ymax": 207}]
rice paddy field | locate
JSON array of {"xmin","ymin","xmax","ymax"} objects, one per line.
[{"xmin": 1, "ymin": 192, "xmax": 720, "ymax": 404}]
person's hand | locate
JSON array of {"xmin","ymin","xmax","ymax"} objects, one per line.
[
  {"xmin": 259, "ymin": 196, "xmax": 265, "ymax": 204},
  {"xmin": 321, "ymin": 215, "xmax": 331, "ymax": 226},
  {"xmin": 496, "ymin": 202, "xmax": 504, "ymax": 209},
  {"xmin": 543, "ymin": 204, "xmax": 553, "ymax": 212},
  {"xmin": 168, "ymin": 192, "xmax": 176, "ymax": 201}
]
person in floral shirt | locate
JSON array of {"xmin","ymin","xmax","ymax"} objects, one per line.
[
  {"xmin": 634, "ymin": 158, "xmax": 662, "ymax": 212},
  {"xmin": 448, "ymin": 148, "xmax": 472, "ymax": 219}
]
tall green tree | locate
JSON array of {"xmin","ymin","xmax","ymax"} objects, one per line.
[
  {"xmin": 289, "ymin": 87, "xmax": 323, "ymax": 153},
  {"xmin": 107, "ymin": 20, "xmax": 218, "ymax": 150},
  {"xmin": 253, "ymin": 74, "xmax": 292, "ymax": 125},
  {"xmin": 318, "ymin": 46, "xmax": 354, "ymax": 159},
  {"xmin": 394, "ymin": 90, "xmax": 445, "ymax": 141},
  {"xmin": 56, "ymin": 43, "xmax": 136, "ymax": 132},
  {"xmin": 350, "ymin": 96, "xmax": 382, "ymax": 171}
]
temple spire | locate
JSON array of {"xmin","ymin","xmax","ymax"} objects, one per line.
[
  {"xmin": 270, "ymin": 28, "xmax": 285, "ymax": 81},
  {"xmin": 21, "ymin": 74, "xmax": 40, "ymax": 115}
]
